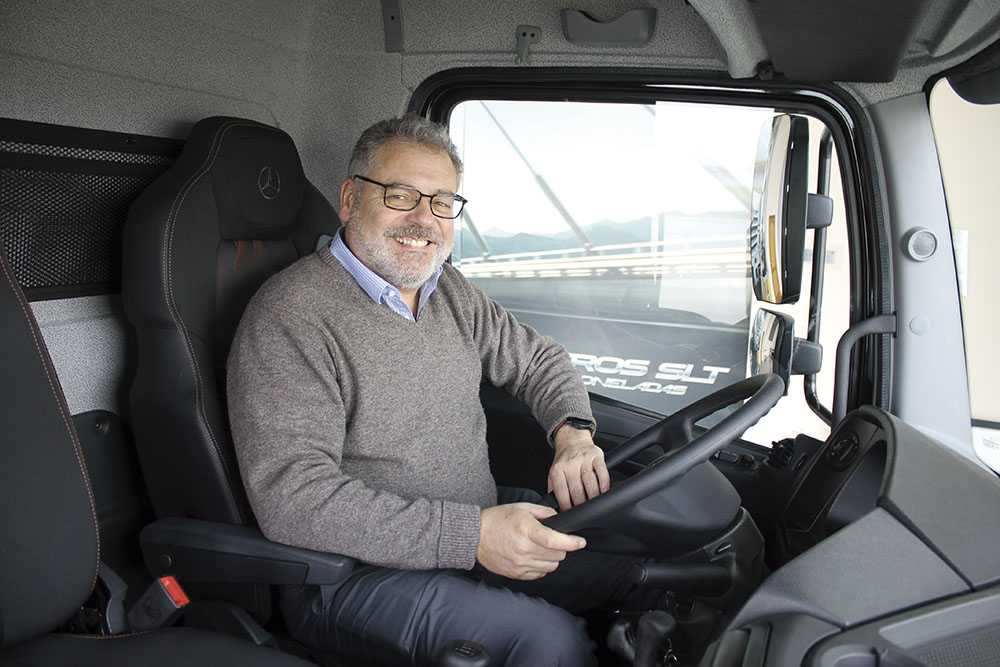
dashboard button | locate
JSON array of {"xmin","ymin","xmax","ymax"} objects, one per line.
[{"xmin": 714, "ymin": 450, "xmax": 739, "ymax": 464}]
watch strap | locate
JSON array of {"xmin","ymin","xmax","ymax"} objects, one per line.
[{"xmin": 552, "ymin": 416, "xmax": 596, "ymax": 439}]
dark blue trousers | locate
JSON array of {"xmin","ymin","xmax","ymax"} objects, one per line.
[{"xmin": 280, "ymin": 489, "xmax": 641, "ymax": 666}]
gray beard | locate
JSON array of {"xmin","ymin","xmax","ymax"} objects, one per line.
[{"xmin": 347, "ymin": 208, "xmax": 451, "ymax": 289}]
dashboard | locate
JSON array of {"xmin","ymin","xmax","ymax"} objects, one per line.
[
  {"xmin": 700, "ymin": 406, "xmax": 1000, "ymax": 666},
  {"xmin": 782, "ymin": 413, "xmax": 887, "ymax": 553}
]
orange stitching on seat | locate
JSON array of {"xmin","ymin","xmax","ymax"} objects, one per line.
[
  {"xmin": 251, "ymin": 239, "xmax": 262, "ymax": 268},
  {"xmin": 0, "ymin": 234, "xmax": 101, "ymax": 593},
  {"xmin": 159, "ymin": 120, "xmax": 281, "ymax": 524},
  {"xmin": 235, "ymin": 240, "xmax": 248, "ymax": 271}
]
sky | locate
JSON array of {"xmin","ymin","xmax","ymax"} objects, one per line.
[{"xmin": 448, "ymin": 99, "xmax": 774, "ymax": 238}]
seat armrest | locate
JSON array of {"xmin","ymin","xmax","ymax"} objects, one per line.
[{"xmin": 140, "ymin": 517, "xmax": 354, "ymax": 586}]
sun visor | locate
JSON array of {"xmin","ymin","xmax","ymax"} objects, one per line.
[
  {"xmin": 749, "ymin": 0, "xmax": 932, "ymax": 82},
  {"xmin": 944, "ymin": 37, "xmax": 1000, "ymax": 104}
]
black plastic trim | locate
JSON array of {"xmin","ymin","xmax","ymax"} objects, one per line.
[
  {"xmin": 0, "ymin": 151, "xmax": 171, "ymax": 177},
  {"xmin": 0, "ymin": 117, "xmax": 182, "ymax": 156},
  {"xmin": 139, "ymin": 518, "xmax": 354, "ymax": 586},
  {"xmin": 23, "ymin": 283, "xmax": 120, "ymax": 302}
]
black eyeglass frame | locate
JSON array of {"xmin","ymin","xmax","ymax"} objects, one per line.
[{"xmin": 353, "ymin": 174, "xmax": 467, "ymax": 219}]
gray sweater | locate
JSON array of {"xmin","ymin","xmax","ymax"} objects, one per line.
[{"xmin": 227, "ymin": 248, "xmax": 593, "ymax": 571}]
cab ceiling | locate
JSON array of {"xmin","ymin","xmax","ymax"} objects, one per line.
[{"xmin": 2, "ymin": 0, "xmax": 1000, "ymax": 200}]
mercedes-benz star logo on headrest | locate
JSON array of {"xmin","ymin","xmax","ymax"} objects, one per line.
[{"xmin": 258, "ymin": 166, "xmax": 281, "ymax": 200}]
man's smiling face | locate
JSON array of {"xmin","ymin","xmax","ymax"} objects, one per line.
[{"xmin": 340, "ymin": 141, "xmax": 458, "ymax": 292}]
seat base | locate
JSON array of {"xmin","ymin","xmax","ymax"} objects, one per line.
[{"xmin": 0, "ymin": 627, "xmax": 314, "ymax": 667}]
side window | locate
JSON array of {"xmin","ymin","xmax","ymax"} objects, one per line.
[
  {"xmin": 930, "ymin": 79, "xmax": 1000, "ymax": 471},
  {"xmin": 449, "ymin": 99, "xmax": 848, "ymax": 445}
]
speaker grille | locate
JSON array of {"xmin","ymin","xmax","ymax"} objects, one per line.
[{"xmin": 906, "ymin": 229, "xmax": 937, "ymax": 261}]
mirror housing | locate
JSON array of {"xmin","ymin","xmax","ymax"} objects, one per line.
[
  {"xmin": 750, "ymin": 309, "xmax": 823, "ymax": 390},
  {"xmin": 750, "ymin": 114, "xmax": 809, "ymax": 305}
]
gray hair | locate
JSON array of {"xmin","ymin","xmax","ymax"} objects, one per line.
[{"xmin": 347, "ymin": 114, "xmax": 463, "ymax": 181}]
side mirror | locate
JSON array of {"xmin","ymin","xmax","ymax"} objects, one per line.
[
  {"xmin": 750, "ymin": 114, "xmax": 809, "ymax": 305},
  {"xmin": 750, "ymin": 309, "xmax": 794, "ymax": 387},
  {"xmin": 750, "ymin": 308, "xmax": 823, "ymax": 391}
]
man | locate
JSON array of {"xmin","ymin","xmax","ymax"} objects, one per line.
[{"xmin": 228, "ymin": 115, "xmax": 639, "ymax": 665}]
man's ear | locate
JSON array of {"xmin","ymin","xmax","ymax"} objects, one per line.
[{"xmin": 338, "ymin": 178, "xmax": 355, "ymax": 224}]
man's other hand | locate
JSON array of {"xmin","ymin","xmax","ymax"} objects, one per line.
[
  {"xmin": 477, "ymin": 503, "xmax": 586, "ymax": 580},
  {"xmin": 548, "ymin": 426, "xmax": 610, "ymax": 511}
]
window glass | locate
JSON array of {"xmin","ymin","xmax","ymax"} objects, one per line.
[
  {"xmin": 449, "ymin": 99, "xmax": 847, "ymax": 445},
  {"xmin": 929, "ymin": 79, "xmax": 1000, "ymax": 470}
]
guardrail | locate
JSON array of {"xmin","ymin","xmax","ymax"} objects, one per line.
[{"xmin": 455, "ymin": 235, "xmax": 749, "ymax": 279}]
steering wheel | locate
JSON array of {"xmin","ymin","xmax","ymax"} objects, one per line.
[{"xmin": 541, "ymin": 373, "xmax": 784, "ymax": 534}]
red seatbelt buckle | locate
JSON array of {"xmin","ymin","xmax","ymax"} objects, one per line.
[{"xmin": 126, "ymin": 575, "xmax": 190, "ymax": 631}]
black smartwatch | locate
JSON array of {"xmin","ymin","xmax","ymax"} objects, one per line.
[{"xmin": 553, "ymin": 416, "xmax": 596, "ymax": 440}]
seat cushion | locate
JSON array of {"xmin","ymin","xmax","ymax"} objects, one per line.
[{"xmin": 0, "ymin": 627, "xmax": 315, "ymax": 667}]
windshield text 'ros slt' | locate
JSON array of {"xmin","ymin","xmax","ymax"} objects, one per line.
[{"xmin": 571, "ymin": 353, "xmax": 732, "ymax": 397}]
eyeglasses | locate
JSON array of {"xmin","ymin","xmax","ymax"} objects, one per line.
[{"xmin": 353, "ymin": 174, "xmax": 467, "ymax": 219}]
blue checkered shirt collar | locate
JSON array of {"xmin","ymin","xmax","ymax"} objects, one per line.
[{"xmin": 329, "ymin": 228, "xmax": 442, "ymax": 322}]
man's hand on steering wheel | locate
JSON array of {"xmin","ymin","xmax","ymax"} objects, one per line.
[
  {"xmin": 477, "ymin": 503, "xmax": 587, "ymax": 580},
  {"xmin": 548, "ymin": 424, "xmax": 610, "ymax": 511},
  {"xmin": 541, "ymin": 375, "xmax": 784, "ymax": 539}
]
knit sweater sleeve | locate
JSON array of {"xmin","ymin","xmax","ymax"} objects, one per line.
[
  {"xmin": 227, "ymin": 280, "xmax": 481, "ymax": 571},
  {"xmin": 446, "ymin": 267, "xmax": 594, "ymax": 437}
]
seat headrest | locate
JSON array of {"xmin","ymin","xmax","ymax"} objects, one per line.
[{"xmin": 180, "ymin": 117, "xmax": 307, "ymax": 241}]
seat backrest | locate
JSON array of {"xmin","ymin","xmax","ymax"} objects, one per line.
[
  {"xmin": 0, "ymin": 234, "xmax": 100, "ymax": 649},
  {"xmin": 122, "ymin": 117, "xmax": 338, "ymax": 526}
]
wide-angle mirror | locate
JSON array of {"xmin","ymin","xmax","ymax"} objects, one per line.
[{"xmin": 749, "ymin": 308, "xmax": 794, "ymax": 389}]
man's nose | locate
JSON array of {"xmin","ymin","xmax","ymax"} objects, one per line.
[{"xmin": 408, "ymin": 196, "xmax": 438, "ymax": 226}]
